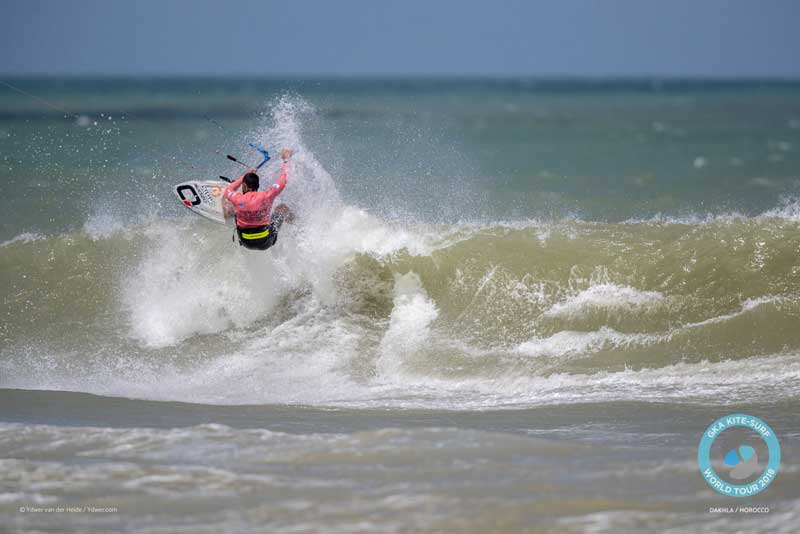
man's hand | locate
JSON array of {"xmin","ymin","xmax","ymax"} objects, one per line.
[
  {"xmin": 281, "ymin": 149, "xmax": 294, "ymax": 162},
  {"xmin": 247, "ymin": 167, "xmax": 258, "ymax": 174}
]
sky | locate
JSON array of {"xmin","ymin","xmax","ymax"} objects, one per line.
[{"xmin": 1, "ymin": 0, "xmax": 799, "ymax": 78}]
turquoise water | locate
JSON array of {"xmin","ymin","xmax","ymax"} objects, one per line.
[
  {"xmin": 2, "ymin": 79, "xmax": 800, "ymax": 239},
  {"xmin": 1, "ymin": 79, "xmax": 799, "ymax": 532}
]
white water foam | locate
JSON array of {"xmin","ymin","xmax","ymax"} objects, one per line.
[
  {"xmin": 619, "ymin": 197, "xmax": 800, "ymax": 226},
  {"xmin": 124, "ymin": 221, "xmax": 285, "ymax": 347},
  {"xmin": 378, "ymin": 272, "xmax": 439, "ymax": 376},
  {"xmin": 123, "ymin": 96, "xmax": 432, "ymax": 348},
  {"xmin": 759, "ymin": 197, "xmax": 800, "ymax": 222},
  {"xmin": 83, "ymin": 209, "xmax": 129, "ymax": 240},
  {"xmin": 0, "ymin": 232, "xmax": 43, "ymax": 247},
  {"xmin": 516, "ymin": 327, "xmax": 657, "ymax": 360},
  {"xmin": 516, "ymin": 294, "xmax": 790, "ymax": 361}
]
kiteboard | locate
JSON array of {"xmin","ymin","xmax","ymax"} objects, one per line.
[
  {"xmin": 174, "ymin": 143, "xmax": 271, "ymax": 225},
  {"xmin": 174, "ymin": 180, "xmax": 232, "ymax": 225}
]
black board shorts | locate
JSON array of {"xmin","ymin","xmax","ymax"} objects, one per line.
[{"xmin": 236, "ymin": 213, "xmax": 285, "ymax": 251}]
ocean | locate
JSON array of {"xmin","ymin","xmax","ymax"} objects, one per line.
[{"xmin": 1, "ymin": 78, "xmax": 799, "ymax": 532}]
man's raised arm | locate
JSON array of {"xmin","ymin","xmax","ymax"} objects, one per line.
[{"xmin": 269, "ymin": 149, "xmax": 293, "ymax": 196}]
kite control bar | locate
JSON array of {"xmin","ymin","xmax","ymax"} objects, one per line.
[{"xmin": 220, "ymin": 144, "xmax": 272, "ymax": 182}]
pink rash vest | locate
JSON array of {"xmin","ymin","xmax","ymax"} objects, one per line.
[{"xmin": 224, "ymin": 162, "xmax": 289, "ymax": 228}]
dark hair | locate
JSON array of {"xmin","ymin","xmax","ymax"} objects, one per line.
[{"xmin": 243, "ymin": 172, "xmax": 259, "ymax": 189}]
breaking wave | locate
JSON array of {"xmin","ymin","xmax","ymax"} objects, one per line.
[{"xmin": 2, "ymin": 96, "xmax": 800, "ymax": 409}]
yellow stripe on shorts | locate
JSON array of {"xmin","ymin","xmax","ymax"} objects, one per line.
[{"xmin": 241, "ymin": 229, "xmax": 270, "ymax": 240}]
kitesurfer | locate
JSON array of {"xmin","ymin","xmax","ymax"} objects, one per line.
[{"xmin": 224, "ymin": 148, "xmax": 295, "ymax": 250}]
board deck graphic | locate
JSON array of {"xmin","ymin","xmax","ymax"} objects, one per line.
[{"xmin": 174, "ymin": 180, "xmax": 232, "ymax": 225}]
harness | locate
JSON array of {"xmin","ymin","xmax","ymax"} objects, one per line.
[
  {"xmin": 240, "ymin": 227, "xmax": 270, "ymax": 240},
  {"xmin": 234, "ymin": 223, "xmax": 276, "ymax": 250}
]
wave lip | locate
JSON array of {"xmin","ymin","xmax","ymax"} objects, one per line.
[
  {"xmin": 515, "ymin": 327, "xmax": 657, "ymax": 360},
  {"xmin": 0, "ymin": 232, "xmax": 42, "ymax": 247},
  {"xmin": 543, "ymin": 283, "xmax": 665, "ymax": 319}
]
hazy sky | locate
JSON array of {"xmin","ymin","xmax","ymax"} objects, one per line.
[{"xmin": 1, "ymin": 0, "xmax": 799, "ymax": 77}]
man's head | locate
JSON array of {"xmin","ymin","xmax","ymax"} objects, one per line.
[{"xmin": 243, "ymin": 172, "xmax": 259, "ymax": 192}]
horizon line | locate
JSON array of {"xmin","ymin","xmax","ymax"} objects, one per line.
[{"xmin": 2, "ymin": 73, "xmax": 800, "ymax": 83}]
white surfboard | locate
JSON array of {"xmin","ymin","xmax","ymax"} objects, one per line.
[{"xmin": 174, "ymin": 180, "xmax": 233, "ymax": 225}]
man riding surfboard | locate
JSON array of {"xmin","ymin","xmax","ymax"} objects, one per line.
[{"xmin": 224, "ymin": 148, "xmax": 295, "ymax": 250}]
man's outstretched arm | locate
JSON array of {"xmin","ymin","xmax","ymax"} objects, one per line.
[{"xmin": 269, "ymin": 150, "xmax": 293, "ymax": 197}]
